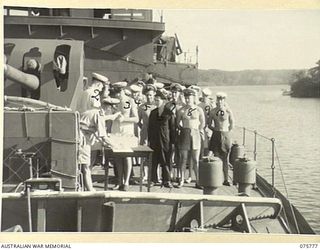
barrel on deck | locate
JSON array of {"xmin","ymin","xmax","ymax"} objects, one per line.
[
  {"xmin": 229, "ymin": 143, "xmax": 245, "ymax": 185},
  {"xmin": 199, "ymin": 157, "xmax": 223, "ymax": 195},
  {"xmin": 235, "ymin": 157, "xmax": 256, "ymax": 196}
]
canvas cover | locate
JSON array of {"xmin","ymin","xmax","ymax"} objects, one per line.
[{"xmin": 3, "ymin": 110, "xmax": 80, "ymax": 191}]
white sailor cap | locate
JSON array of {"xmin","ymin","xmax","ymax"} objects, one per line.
[
  {"xmin": 102, "ymin": 97, "xmax": 120, "ymax": 105},
  {"xmin": 92, "ymin": 72, "xmax": 110, "ymax": 84},
  {"xmin": 155, "ymin": 89, "xmax": 167, "ymax": 100},
  {"xmin": 111, "ymin": 81, "xmax": 128, "ymax": 88},
  {"xmin": 202, "ymin": 88, "xmax": 212, "ymax": 96},
  {"xmin": 143, "ymin": 84, "xmax": 157, "ymax": 94},
  {"xmin": 124, "ymin": 88, "xmax": 132, "ymax": 96},
  {"xmin": 161, "ymin": 88, "xmax": 170, "ymax": 97},
  {"xmin": 216, "ymin": 92, "xmax": 227, "ymax": 98},
  {"xmin": 170, "ymin": 83, "xmax": 183, "ymax": 92},
  {"xmin": 154, "ymin": 82, "xmax": 164, "ymax": 89},
  {"xmin": 130, "ymin": 84, "xmax": 142, "ymax": 93}
]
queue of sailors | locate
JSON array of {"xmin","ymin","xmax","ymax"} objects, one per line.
[{"xmin": 76, "ymin": 72, "xmax": 234, "ymax": 191}]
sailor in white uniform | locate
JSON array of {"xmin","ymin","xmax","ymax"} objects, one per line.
[
  {"xmin": 77, "ymin": 72, "xmax": 112, "ymax": 191},
  {"xmin": 76, "ymin": 72, "xmax": 110, "ymax": 114},
  {"xmin": 110, "ymin": 81, "xmax": 139, "ymax": 191}
]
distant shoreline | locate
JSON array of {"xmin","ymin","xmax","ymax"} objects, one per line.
[{"xmin": 198, "ymin": 68, "xmax": 301, "ymax": 86}]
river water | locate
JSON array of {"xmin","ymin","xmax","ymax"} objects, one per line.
[{"xmin": 205, "ymin": 84, "xmax": 320, "ymax": 234}]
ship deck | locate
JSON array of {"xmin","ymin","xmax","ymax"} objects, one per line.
[
  {"xmin": 91, "ymin": 164, "xmax": 262, "ymax": 197},
  {"xmin": 1, "ymin": 164, "xmax": 291, "ymax": 233}
]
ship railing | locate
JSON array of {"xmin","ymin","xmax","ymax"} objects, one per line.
[
  {"xmin": 108, "ymin": 9, "xmax": 153, "ymax": 21},
  {"xmin": 4, "ymin": 7, "xmax": 157, "ymax": 22},
  {"xmin": 234, "ymin": 125, "xmax": 301, "ymax": 234},
  {"xmin": 234, "ymin": 125, "xmax": 277, "ymax": 188}
]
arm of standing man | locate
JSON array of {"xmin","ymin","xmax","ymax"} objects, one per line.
[
  {"xmin": 147, "ymin": 110, "xmax": 156, "ymax": 148},
  {"xmin": 176, "ymin": 107, "xmax": 183, "ymax": 131},
  {"xmin": 103, "ymin": 112, "xmax": 121, "ymax": 121},
  {"xmin": 137, "ymin": 105, "xmax": 143, "ymax": 129},
  {"xmin": 207, "ymin": 109, "xmax": 216, "ymax": 132},
  {"xmin": 198, "ymin": 107, "xmax": 206, "ymax": 131},
  {"xmin": 228, "ymin": 108, "xmax": 235, "ymax": 131}
]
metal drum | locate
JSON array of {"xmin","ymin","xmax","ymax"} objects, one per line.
[
  {"xmin": 229, "ymin": 143, "xmax": 245, "ymax": 166},
  {"xmin": 199, "ymin": 156, "xmax": 223, "ymax": 195},
  {"xmin": 229, "ymin": 143, "xmax": 245, "ymax": 185},
  {"xmin": 235, "ymin": 157, "xmax": 256, "ymax": 196}
]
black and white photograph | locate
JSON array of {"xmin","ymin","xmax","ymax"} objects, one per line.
[{"xmin": 1, "ymin": 1, "xmax": 320, "ymax": 239}]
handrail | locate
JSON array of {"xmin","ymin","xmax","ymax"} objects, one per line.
[
  {"xmin": 236, "ymin": 125, "xmax": 273, "ymax": 141},
  {"xmin": 234, "ymin": 125, "xmax": 275, "ymax": 187},
  {"xmin": 234, "ymin": 125, "xmax": 300, "ymax": 233}
]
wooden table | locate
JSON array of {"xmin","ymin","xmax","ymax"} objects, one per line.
[{"xmin": 103, "ymin": 145, "xmax": 153, "ymax": 192}]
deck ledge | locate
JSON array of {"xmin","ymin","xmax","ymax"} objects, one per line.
[{"xmin": 2, "ymin": 190, "xmax": 282, "ymax": 205}]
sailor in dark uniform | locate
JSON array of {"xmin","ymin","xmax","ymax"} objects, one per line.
[
  {"xmin": 138, "ymin": 84, "xmax": 157, "ymax": 146},
  {"xmin": 137, "ymin": 84, "xmax": 157, "ymax": 181},
  {"xmin": 148, "ymin": 90, "xmax": 174, "ymax": 188},
  {"xmin": 165, "ymin": 83, "xmax": 184, "ymax": 180}
]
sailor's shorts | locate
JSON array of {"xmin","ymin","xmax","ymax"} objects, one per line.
[
  {"xmin": 178, "ymin": 128, "xmax": 201, "ymax": 151},
  {"xmin": 209, "ymin": 130, "xmax": 231, "ymax": 155},
  {"xmin": 79, "ymin": 144, "xmax": 91, "ymax": 165},
  {"xmin": 78, "ymin": 130, "xmax": 91, "ymax": 165}
]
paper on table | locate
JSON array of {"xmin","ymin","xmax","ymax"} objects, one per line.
[{"xmin": 107, "ymin": 133, "xmax": 138, "ymax": 152}]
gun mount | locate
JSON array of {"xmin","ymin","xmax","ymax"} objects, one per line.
[
  {"xmin": 4, "ymin": 39, "xmax": 84, "ymax": 110},
  {"xmin": 4, "ymin": 63, "xmax": 40, "ymax": 91}
]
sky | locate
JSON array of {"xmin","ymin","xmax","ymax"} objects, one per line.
[{"xmin": 160, "ymin": 9, "xmax": 320, "ymax": 70}]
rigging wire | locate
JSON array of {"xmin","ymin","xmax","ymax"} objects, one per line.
[
  {"xmin": 274, "ymin": 144, "xmax": 300, "ymax": 234},
  {"xmin": 274, "ymin": 145, "xmax": 289, "ymax": 198}
]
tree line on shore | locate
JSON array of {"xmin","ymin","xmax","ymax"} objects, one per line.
[
  {"xmin": 198, "ymin": 62, "xmax": 320, "ymax": 98},
  {"xmin": 290, "ymin": 60, "xmax": 320, "ymax": 98}
]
